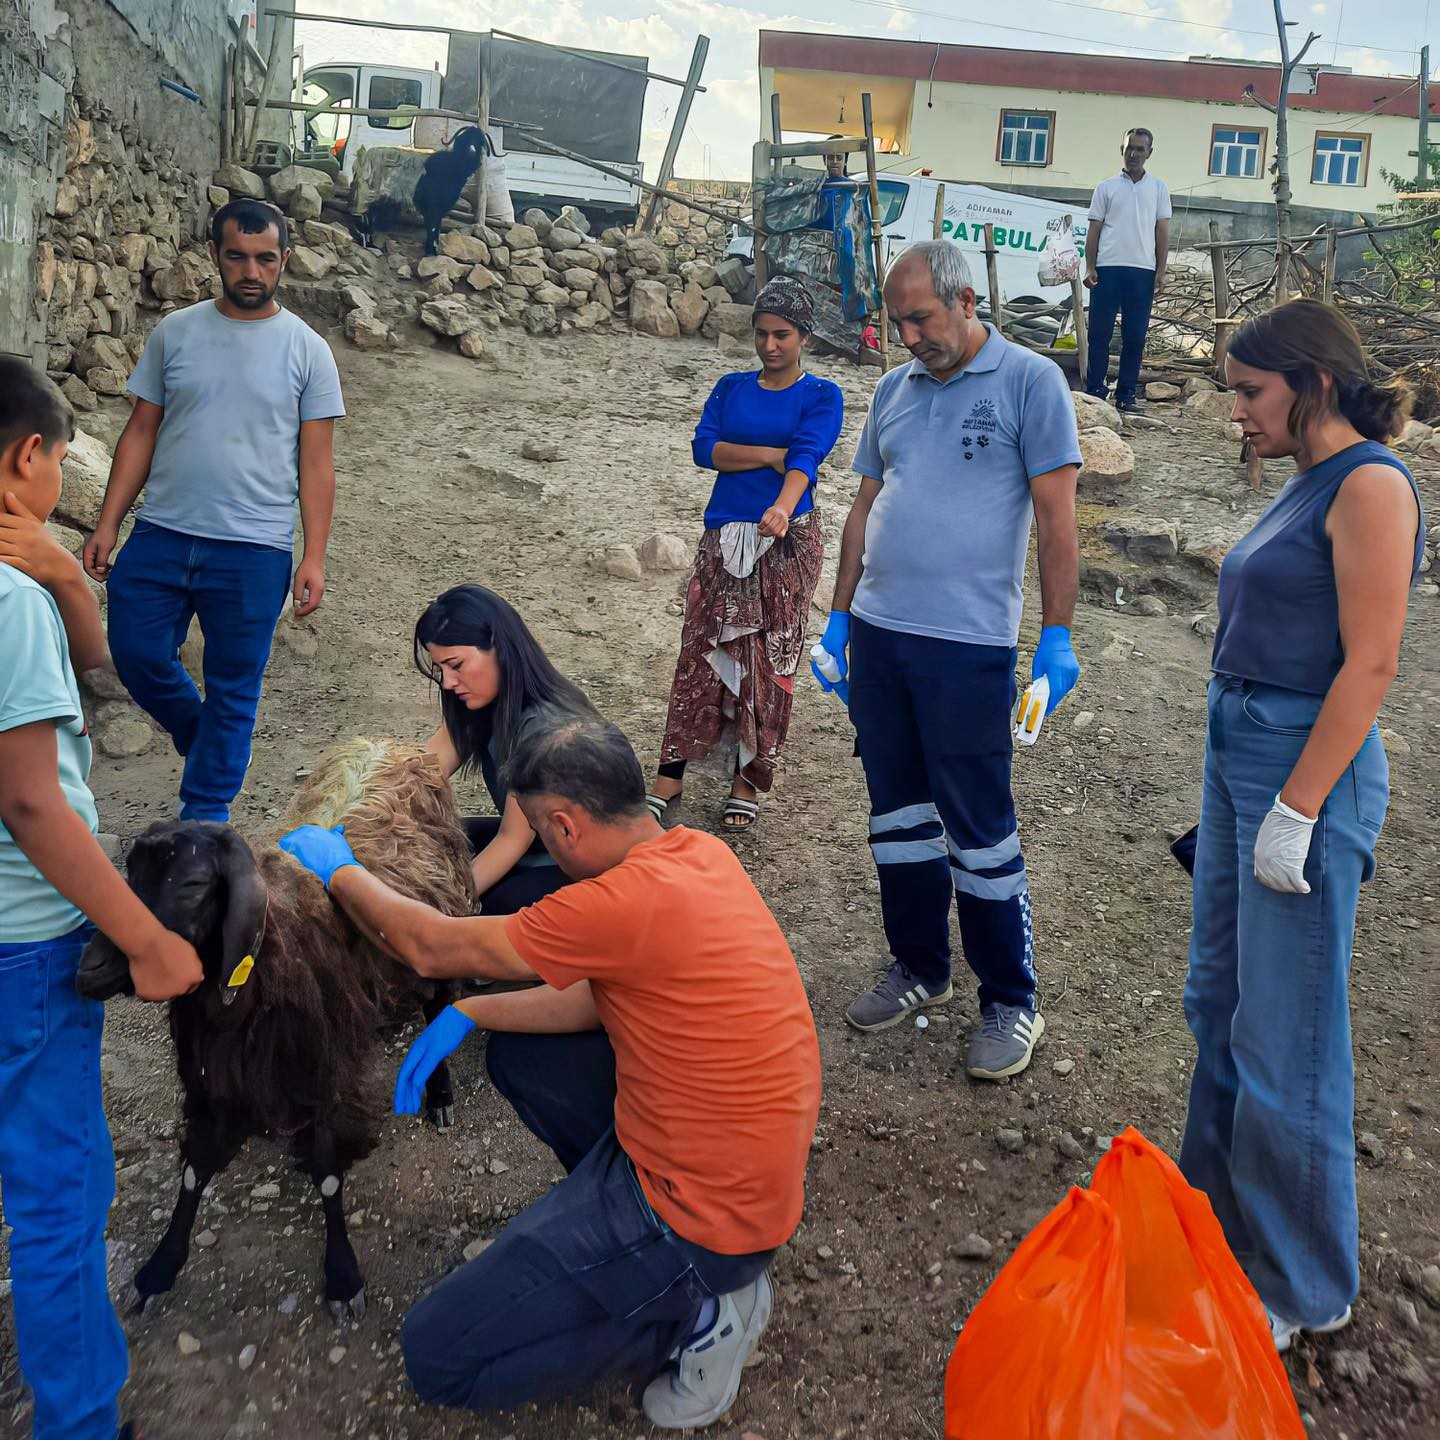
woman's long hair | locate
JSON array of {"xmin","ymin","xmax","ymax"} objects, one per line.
[
  {"xmin": 1228, "ymin": 298, "xmax": 1412, "ymax": 444},
  {"xmin": 413, "ymin": 585, "xmax": 595, "ymax": 776}
]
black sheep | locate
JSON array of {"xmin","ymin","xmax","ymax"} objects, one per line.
[
  {"xmin": 414, "ymin": 125, "xmax": 491, "ymax": 256},
  {"xmin": 76, "ymin": 742, "xmax": 474, "ymax": 1323}
]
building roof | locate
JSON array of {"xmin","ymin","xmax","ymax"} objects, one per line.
[{"xmin": 758, "ymin": 31, "xmax": 1437, "ymax": 117}]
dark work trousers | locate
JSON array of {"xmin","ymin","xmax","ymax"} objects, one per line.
[
  {"xmin": 401, "ymin": 1030, "xmax": 772, "ymax": 1412},
  {"xmin": 849, "ymin": 617, "xmax": 1037, "ymax": 1009},
  {"xmin": 1084, "ymin": 264, "xmax": 1156, "ymax": 407},
  {"xmin": 462, "ymin": 816, "xmax": 570, "ymax": 914}
]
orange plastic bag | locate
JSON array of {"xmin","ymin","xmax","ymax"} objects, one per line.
[{"xmin": 944, "ymin": 1128, "xmax": 1305, "ymax": 1439}]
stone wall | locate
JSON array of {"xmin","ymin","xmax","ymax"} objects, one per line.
[{"xmin": 643, "ymin": 195, "xmax": 743, "ymax": 272}]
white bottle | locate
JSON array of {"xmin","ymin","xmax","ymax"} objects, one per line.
[
  {"xmin": 1013, "ymin": 676, "xmax": 1050, "ymax": 747},
  {"xmin": 810, "ymin": 641, "xmax": 843, "ymax": 684}
]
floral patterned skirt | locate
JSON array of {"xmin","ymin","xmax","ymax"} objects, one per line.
[{"xmin": 659, "ymin": 511, "xmax": 824, "ymax": 793}]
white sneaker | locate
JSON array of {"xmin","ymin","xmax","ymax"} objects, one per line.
[
  {"xmin": 642, "ymin": 1271, "xmax": 774, "ymax": 1430},
  {"xmin": 1268, "ymin": 1304, "xmax": 1351, "ymax": 1354}
]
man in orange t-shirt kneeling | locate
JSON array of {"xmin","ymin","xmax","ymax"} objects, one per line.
[{"xmin": 279, "ymin": 717, "xmax": 822, "ymax": 1429}]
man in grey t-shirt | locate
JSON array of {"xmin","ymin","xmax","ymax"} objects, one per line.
[
  {"xmin": 83, "ymin": 200, "xmax": 344, "ymax": 823},
  {"xmin": 811, "ymin": 241, "xmax": 1082, "ymax": 1081}
]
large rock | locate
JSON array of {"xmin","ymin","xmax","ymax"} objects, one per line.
[
  {"xmin": 53, "ymin": 429, "xmax": 112, "ymax": 530},
  {"xmin": 680, "ymin": 259, "xmax": 720, "ymax": 290},
  {"xmin": 703, "ymin": 301, "xmax": 753, "ymax": 340},
  {"xmin": 623, "ymin": 238, "xmax": 669, "ymax": 276},
  {"xmin": 86, "ymin": 367, "xmax": 126, "ymax": 397},
  {"xmin": 552, "ymin": 247, "xmax": 600, "ymax": 273},
  {"xmin": 466, "ymin": 264, "xmax": 501, "ymax": 291},
  {"xmin": 96, "ymin": 711, "xmax": 154, "ymax": 759},
  {"xmin": 1073, "ymin": 391, "xmax": 1121, "ymax": 432},
  {"xmin": 670, "ymin": 284, "xmax": 709, "ymax": 336},
  {"xmin": 60, "ymin": 375, "xmax": 99, "ymax": 412},
  {"xmin": 562, "ymin": 267, "xmax": 598, "ymax": 293},
  {"xmin": 420, "ymin": 296, "xmax": 476, "ymax": 337},
  {"xmin": 556, "ymin": 205, "xmax": 591, "ymax": 236},
  {"xmin": 268, "ymin": 165, "xmax": 335, "ymax": 206},
  {"xmin": 1103, "ymin": 517, "xmax": 1179, "ymax": 562},
  {"xmin": 1395, "ymin": 417, "xmax": 1434, "ymax": 453},
  {"xmin": 1182, "ymin": 534, "xmax": 1230, "ymax": 574},
  {"xmin": 1186, "ymin": 388, "xmax": 1236, "ymax": 422},
  {"xmin": 113, "ymin": 233, "xmax": 149, "ymax": 273},
  {"xmin": 458, "ymin": 330, "xmax": 487, "ymax": 360},
  {"xmin": 1077, "ymin": 427, "xmax": 1135, "ymax": 487},
  {"xmin": 520, "ymin": 209, "xmax": 552, "ymax": 239},
  {"xmin": 598, "ymin": 544, "xmax": 643, "ymax": 580},
  {"xmin": 440, "ymin": 232, "xmax": 491, "ymax": 265},
  {"xmin": 344, "ymin": 309, "xmax": 391, "ymax": 350},
  {"xmin": 287, "ymin": 245, "xmax": 335, "ymax": 280},
  {"xmin": 214, "ymin": 164, "xmax": 266, "ymax": 200},
  {"xmin": 715, "ymin": 256, "xmax": 750, "ymax": 296},
  {"xmin": 303, "ymin": 220, "xmax": 353, "ymax": 252},
  {"xmin": 546, "ymin": 224, "xmax": 585, "ymax": 252},
  {"xmin": 532, "ymin": 282, "xmax": 572, "ymax": 308},
  {"xmin": 1182, "ymin": 375, "xmax": 1219, "ymax": 398},
  {"xmin": 1144, "ymin": 381, "xmax": 1182, "ymax": 402},
  {"xmin": 73, "ymin": 335, "xmax": 130, "ymax": 378},
  {"xmin": 287, "ymin": 184, "xmax": 323, "ymax": 224},
  {"xmin": 639, "ymin": 533, "xmax": 691, "ymax": 573},
  {"xmin": 510, "ymin": 263, "xmax": 546, "ymax": 288},
  {"xmin": 416, "ymin": 255, "xmax": 463, "ymax": 280},
  {"xmin": 573, "ymin": 301, "xmax": 610, "ymax": 331},
  {"xmin": 338, "ymin": 282, "xmax": 377, "ymax": 312},
  {"xmin": 629, "ymin": 280, "xmax": 679, "ymax": 338},
  {"xmin": 504, "ymin": 223, "xmax": 541, "ymax": 252},
  {"xmin": 522, "ymin": 302, "xmax": 559, "ymax": 336}
]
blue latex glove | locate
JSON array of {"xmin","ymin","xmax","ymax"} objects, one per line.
[
  {"xmin": 810, "ymin": 609, "xmax": 852, "ymax": 691},
  {"xmin": 1031, "ymin": 625, "xmax": 1081, "ymax": 715},
  {"xmin": 394, "ymin": 1005, "xmax": 477, "ymax": 1115},
  {"xmin": 278, "ymin": 823, "xmax": 361, "ymax": 889}
]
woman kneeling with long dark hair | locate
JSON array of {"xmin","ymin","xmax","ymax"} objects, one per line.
[{"xmin": 415, "ymin": 584, "xmax": 596, "ymax": 912}]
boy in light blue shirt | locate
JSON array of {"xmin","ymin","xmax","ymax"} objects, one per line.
[{"xmin": 0, "ymin": 359, "xmax": 202, "ymax": 1440}]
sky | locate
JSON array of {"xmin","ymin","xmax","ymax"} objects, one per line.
[{"xmin": 294, "ymin": 0, "xmax": 1439, "ymax": 184}]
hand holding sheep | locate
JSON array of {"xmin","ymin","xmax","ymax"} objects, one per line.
[
  {"xmin": 395, "ymin": 1006, "xmax": 477, "ymax": 1115},
  {"xmin": 279, "ymin": 823, "xmax": 360, "ymax": 887}
]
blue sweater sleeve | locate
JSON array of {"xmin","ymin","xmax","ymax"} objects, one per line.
[
  {"xmin": 784, "ymin": 379, "xmax": 844, "ymax": 484},
  {"xmin": 692, "ymin": 376, "xmax": 730, "ymax": 470}
]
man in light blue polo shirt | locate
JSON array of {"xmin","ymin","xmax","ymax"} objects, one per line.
[
  {"xmin": 83, "ymin": 198, "xmax": 344, "ymax": 823},
  {"xmin": 811, "ymin": 240, "xmax": 1082, "ymax": 1080}
]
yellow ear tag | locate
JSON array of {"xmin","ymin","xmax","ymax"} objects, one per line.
[{"xmin": 226, "ymin": 954, "xmax": 255, "ymax": 989}]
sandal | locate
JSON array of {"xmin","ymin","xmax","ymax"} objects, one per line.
[
  {"xmin": 646, "ymin": 791, "xmax": 682, "ymax": 824},
  {"xmin": 721, "ymin": 797, "xmax": 759, "ymax": 830}
]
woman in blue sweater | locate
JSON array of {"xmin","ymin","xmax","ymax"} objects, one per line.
[
  {"xmin": 649, "ymin": 278, "xmax": 844, "ymax": 829},
  {"xmin": 1180, "ymin": 300, "xmax": 1423, "ymax": 1354}
]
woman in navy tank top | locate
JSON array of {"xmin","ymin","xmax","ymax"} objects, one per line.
[{"xmin": 1180, "ymin": 300, "xmax": 1424, "ymax": 1353}]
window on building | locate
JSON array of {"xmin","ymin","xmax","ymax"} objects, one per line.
[
  {"xmin": 998, "ymin": 111, "xmax": 1053, "ymax": 167},
  {"xmin": 1209, "ymin": 126, "xmax": 1264, "ymax": 179},
  {"xmin": 1312, "ymin": 133, "xmax": 1368, "ymax": 186},
  {"xmin": 368, "ymin": 74, "xmax": 423, "ymax": 131}
]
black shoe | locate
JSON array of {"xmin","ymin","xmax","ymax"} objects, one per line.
[{"xmin": 1116, "ymin": 397, "xmax": 1143, "ymax": 413}]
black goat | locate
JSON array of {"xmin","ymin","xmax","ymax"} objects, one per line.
[
  {"xmin": 77, "ymin": 743, "xmax": 474, "ymax": 1322},
  {"xmin": 415, "ymin": 125, "xmax": 491, "ymax": 255}
]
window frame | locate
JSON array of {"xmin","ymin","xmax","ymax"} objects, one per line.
[
  {"xmin": 995, "ymin": 109, "xmax": 1056, "ymax": 169},
  {"xmin": 1311, "ymin": 131, "xmax": 1371, "ymax": 188},
  {"xmin": 366, "ymin": 73, "xmax": 424, "ymax": 132},
  {"xmin": 1207, "ymin": 123, "xmax": 1267, "ymax": 181}
]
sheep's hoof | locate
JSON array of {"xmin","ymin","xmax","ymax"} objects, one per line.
[
  {"xmin": 328, "ymin": 1288, "xmax": 366, "ymax": 1324},
  {"xmin": 426, "ymin": 1104, "xmax": 454, "ymax": 1132}
]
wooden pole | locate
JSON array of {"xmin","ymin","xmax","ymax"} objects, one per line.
[
  {"xmin": 1069, "ymin": 275, "xmax": 1088, "ymax": 382},
  {"xmin": 932, "ymin": 182, "xmax": 945, "ymax": 239},
  {"xmin": 1208, "ymin": 219, "xmax": 1233, "ymax": 381},
  {"xmin": 242, "ymin": 14, "xmax": 286, "ymax": 161},
  {"xmin": 861, "ymin": 92, "xmax": 890, "ymax": 372},
  {"xmin": 231, "ymin": 43, "xmax": 245, "ymax": 162},
  {"xmin": 1267, "ymin": 2, "xmax": 1320, "ymax": 306},
  {"xmin": 221, "ymin": 47, "xmax": 232, "ymax": 163},
  {"xmin": 639, "ymin": 34, "xmax": 709, "ymax": 232},
  {"xmin": 751, "ymin": 138, "xmax": 770, "ymax": 289},
  {"xmin": 983, "ymin": 222, "xmax": 1003, "ymax": 335},
  {"xmin": 473, "ymin": 34, "xmax": 491, "ymax": 232},
  {"xmin": 1321, "ymin": 225, "xmax": 1338, "ymax": 304}
]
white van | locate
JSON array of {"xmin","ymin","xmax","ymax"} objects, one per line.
[{"xmin": 731, "ymin": 173, "xmax": 1090, "ymax": 316}]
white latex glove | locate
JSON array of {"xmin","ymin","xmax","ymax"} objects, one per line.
[{"xmin": 1253, "ymin": 797, "xmax": 1317, "ymax": 894}]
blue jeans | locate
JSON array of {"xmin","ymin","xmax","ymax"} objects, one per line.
[
  {"xmin": 107, "ymin": 520, "xmax": 292, "ymax": 822},
  {"xmin": 1084, "ymin": 265, "xmax": 1156, "ymax": 406},
  {"xmin": 848, "ymin": 618, "xmax": 1035, "ymax": 1008},
  {"xmin": 0, "ymin": 925, "xmax": 127, "ymax": 1440},
  {"xmin": 1180, "ymin": 677, "xmax": 1388, "ymax": 1326},
  {"xmin": 401, "ymin": 1030, "xmax": 770, "ymax": 1412}
]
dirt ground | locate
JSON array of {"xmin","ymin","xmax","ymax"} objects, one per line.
[{"xmin": 2, "ymin": 305, "xmax": 1438, "ymax": 1440}]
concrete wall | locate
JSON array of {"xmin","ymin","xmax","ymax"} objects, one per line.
[{"xmin": 761, "ymin": 66, "xmax": 1418, "ymax": 219}]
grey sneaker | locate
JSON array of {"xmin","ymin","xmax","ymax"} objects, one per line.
[
  {"xmin": 642, "ymin": 1271, "xmax": 774, "ymax": 1429},
  {"xmin": 1268, "ymin": 1304, "xmax": 1351, "ymax": 1354},
  {"xmin": 966, "ymin": 1003, "xmax": 1045, "ymax": 1080},
  {"xmin": 845, "ymin": 963, "xmax": 954, "ymax": 1032}
]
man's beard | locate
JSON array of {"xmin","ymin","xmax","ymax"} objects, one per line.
[{"xmin": 223, "ymin": 277, "xmax": 278, "ymax": 310}]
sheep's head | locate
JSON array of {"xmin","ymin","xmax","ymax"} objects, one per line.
[{"xmin": 77, "ymin": 821, "xmax": 269, "ymax": 1018}]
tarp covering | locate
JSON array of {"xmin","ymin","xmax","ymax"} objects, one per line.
[
  {"xmin": 758, "ymin": 176, "xmax": 880, "ymax": 353},
  {"xmin": 489, "ymin": 38, "xmax": 648, "ymax": 166},
  {"xmin": 349, "ymin": 145, "xmax": 428, "ymax": 220}
]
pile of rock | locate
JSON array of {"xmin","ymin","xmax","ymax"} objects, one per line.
[
  {"xmin": 647, "ymin": 195, "xmax": 744, "ymax": 272},
  {"xmin": 1072, "ymin": 393, "xmax": 1137, "ymax": 491},
  {"xmin": 40, "ymin": 93, "xmax": 212, "ymax": 412}
]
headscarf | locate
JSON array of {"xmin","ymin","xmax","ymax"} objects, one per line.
[{"xmin": 753, "ymin": 276, "xmax": 814, "ymax": 334}]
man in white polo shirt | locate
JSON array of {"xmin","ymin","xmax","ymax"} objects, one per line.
[{"xmin": 1083, "ymin": 128, "xmax": 1171, "ymax": 412}]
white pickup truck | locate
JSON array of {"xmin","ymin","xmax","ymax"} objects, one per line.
[{"xmin": 293, "ymin": 60, "xmax": 644, "ymax": 226}]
